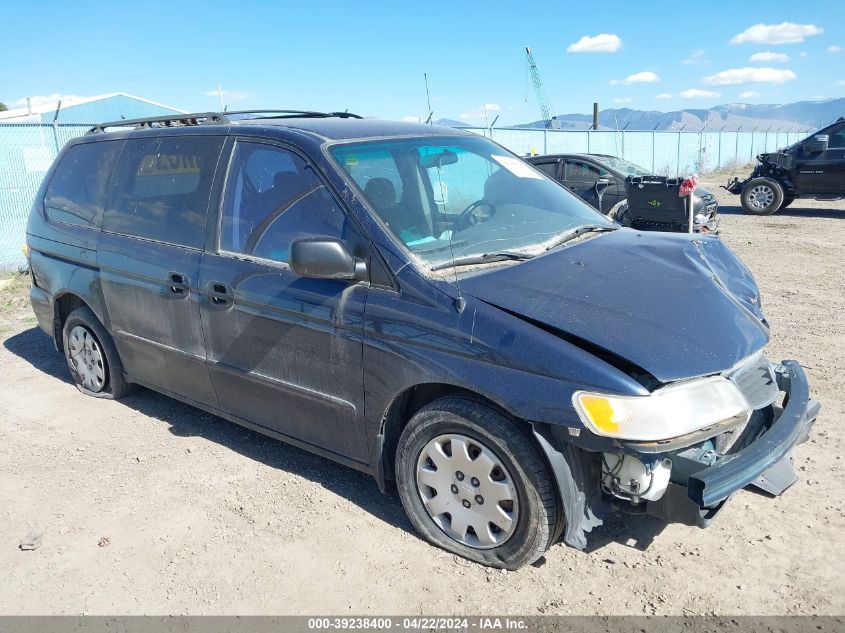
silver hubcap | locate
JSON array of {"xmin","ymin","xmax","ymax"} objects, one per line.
[
  {"xmin": 67, "ymin": 326, "xmax": 106, "ymax": 392},
  {"xmin": 748, "ymin": 185, "xmax": 774, "ymax": 209},
  {"xmin": 416, "ymin": 434, "xmax": 518, "ymax": 549}
]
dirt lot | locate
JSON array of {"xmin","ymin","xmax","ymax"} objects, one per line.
[{"xmin": 1, "ymin": 182, "xmax": 844, "ymax": 616}]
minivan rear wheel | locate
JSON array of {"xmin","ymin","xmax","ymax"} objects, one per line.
[
  {"xmin": 62, "ymin": 307, "xmax": 135, "ymax": 399},
  {"xmin": 395, "ymin": 395, "xmax": 562, "ymax": 569}
]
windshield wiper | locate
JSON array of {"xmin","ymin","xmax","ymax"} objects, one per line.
[
  {"xmin": 545, "ymin": 224, "xmax": 617, "ymax": 252},
  {"xmin": 431, "ymin": 251, "xmax": 534, "ymax": 271}
]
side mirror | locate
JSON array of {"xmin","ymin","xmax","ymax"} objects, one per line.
[
  {"xmin": 806, "ymin": 135, "xmax": 829, "ymax": 154},
  {"xmin": 290, "ymin": 237, "xmax": 367, "ymax": 281}
]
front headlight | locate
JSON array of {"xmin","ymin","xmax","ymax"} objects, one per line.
[{"xmin": 573, "ymin": 376, "xmax": 750, "ymax": 441}]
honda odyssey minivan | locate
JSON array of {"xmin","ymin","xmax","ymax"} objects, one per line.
[{"xmin": 26, "ymin": 110, "xmax": 819, "ymax": 569}]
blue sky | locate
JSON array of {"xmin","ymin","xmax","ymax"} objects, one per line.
[{"xmin": 1, "ymin": 0, "xmax": 843, "ymax": 125}]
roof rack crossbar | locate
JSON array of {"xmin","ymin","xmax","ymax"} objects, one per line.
[
  {"xmin": 86, "ymin": 109, "xmax": 364, "ymax": 135},
  {"xmin": 87, "ymin": 112, "xmax": 230, "ymax": 134},
  {"xmin": 223, "ymin": 109, "xmax": 364, "ymax": 119}
]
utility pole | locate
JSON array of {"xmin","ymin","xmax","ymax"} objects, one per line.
[{"xmin": 593, "ymin": 102, "xmax": 599, "ymax": 130}]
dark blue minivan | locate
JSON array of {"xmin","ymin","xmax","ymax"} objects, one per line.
[{"xmin": 26, "ymin": 111, "xmax": 819, "ymax": 569}]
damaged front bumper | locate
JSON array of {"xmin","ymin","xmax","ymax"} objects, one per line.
[
  {"xmin": 724, "ymin": 176, "xmax": 745, "ymax": 195},
  {"xmin": 645, "ymin": 359, "xmax": 819, "ymax": 527},
  {"xmin": 533, "ymin": 359, "xmax": 819, "ymax": 548}
]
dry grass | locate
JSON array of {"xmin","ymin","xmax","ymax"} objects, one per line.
[
  {"xmin": 0, "ymin": 272, "xmax": 35, "ymax": 335},
  {"xmin": 0, "ymin": 272, "xmax": 31, "ymax": 315}
]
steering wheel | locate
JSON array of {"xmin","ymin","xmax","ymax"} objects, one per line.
[{"xmin": 456, "ymin": 199, "xmax": 496, "ymax": 231}]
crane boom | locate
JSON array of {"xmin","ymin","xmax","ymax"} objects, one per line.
[{"xmin": 525, "ymin": 46, "xmax": 555, "ymax": 129}]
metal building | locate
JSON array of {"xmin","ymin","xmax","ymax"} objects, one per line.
[{"xmin": 0, "ymin": 92, "xmax": 185, "ymax": 123}]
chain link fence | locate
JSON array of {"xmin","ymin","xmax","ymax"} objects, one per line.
[
  {"xmin": 0, "ymin": 123, "xmax": 810, "ymax": 272},
  {"xmin": 0, "ymin": 124, "xmax": 92, "ymax": 271},
  {"xmin": 464, "ymin": 127, "xmax": 808, "ymax": 174}
]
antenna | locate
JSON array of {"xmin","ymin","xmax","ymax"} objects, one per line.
[{"xmin": 424, "ymin": 72, "xmax": 465, "ymax": 313}]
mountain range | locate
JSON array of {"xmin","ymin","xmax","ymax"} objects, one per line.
[{"xmin": 438, "ymin": 98, "xmax": 844, "ymax": 132}]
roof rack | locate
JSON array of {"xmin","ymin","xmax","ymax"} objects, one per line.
[
  {"xmin": 223, "ymin": 109, "xmax": 363, "ymax": 120},
  {"xmin": 87, "ymin": 112, "xmax": 228, "ymax": 134},
  {"xmin": 87, "ymin": 109, "xmax": 363, "ymax": 134}
]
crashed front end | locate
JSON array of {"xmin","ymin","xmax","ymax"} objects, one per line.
[
  {"xmin": 462, "ymin": 228, "xmax": 819, "ymax": 547},
  {"xmin": 573, "ymin": 353, "xmax": 819, "ymax": 530},
  {"xmin": 726, "ymin": 152, "xmax": 795, "ymax": 195}
]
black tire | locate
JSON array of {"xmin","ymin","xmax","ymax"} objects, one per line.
[
  {"xmin": 62, "ymin": 307, "xmax": 135, "ymax": 400},
  {"xmin": 781, "ymin": 197, "xmax": 795, "ymax": 209},
  {"xmin": 395, "ymin": 395, "xmax": 562, "ymax": 569},
  {"xmin": 741, "ymin": 177, "xmax": 784, "ymax": 215}
]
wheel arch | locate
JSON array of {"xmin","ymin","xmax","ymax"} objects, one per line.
[
  {"xmin": 52, "ymin": 292, "xmax": 90, "ymax": 351},
  {"xmin": 374, "ymin": 383, "xmax": 606, "ymax": 552},
  {"xmin": 375, "ymin": 383, "xmax": 536, "ymax": 492}
]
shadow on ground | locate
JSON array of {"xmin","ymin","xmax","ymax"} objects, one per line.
[
  {"xmin": 716, "ymin": 202, "xmax": 845, "ymax": 219},
  {"xmin": 5, "ymin": 326, "xmax": 670, "ymax": 558}
]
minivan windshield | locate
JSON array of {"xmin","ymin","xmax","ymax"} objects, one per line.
[{"xmin": 330, "ymin": 135, "xmax": 612, "ymax": 270}]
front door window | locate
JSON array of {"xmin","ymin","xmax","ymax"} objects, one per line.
[{"xmin": 221, "ymin": 142, "xmax": 348, "ymax": 264}]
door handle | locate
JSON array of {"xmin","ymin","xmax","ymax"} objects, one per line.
[
  {"xmin": 207, "ymin": 281, "xmax": 234, "ymax": 308},
  {"xmin": 167, "ymin": 272, "xmax": 190, "ymax": 295}
]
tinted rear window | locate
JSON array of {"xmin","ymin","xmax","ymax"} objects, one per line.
[
  {"xmin": 102, "ymin": 135, "xmax": 223, "ymax": 248},
  {"xmin": 44, "ymin": 141, "xmax": 123, "ymax": 228}
]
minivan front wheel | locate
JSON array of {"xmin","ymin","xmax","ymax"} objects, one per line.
[
  {"xmin": 395, "ymin": 396, "xmax": 562, "ymax": 569},
  {"xmin": 62, "ymin": 307, "xmax": 134, "ymax": 399}
]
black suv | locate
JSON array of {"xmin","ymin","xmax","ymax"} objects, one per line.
[
  {"xmin": 26, "ymin": 111, "xmax": 818, "ymax": 569},
  {"xmin": 526, "ymin": 153, "xmax": 719, "ymax": 233},
  {"xmin": 727, "ymin": 117, "xmax": 845, "ymax": 214}
]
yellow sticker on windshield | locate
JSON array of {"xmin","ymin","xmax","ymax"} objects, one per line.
[{"xmin": 345, "ymin": 156, "xmax": 358, "ymax": 167}]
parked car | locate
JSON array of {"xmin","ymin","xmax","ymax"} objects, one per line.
[
  {"xmin": 26, "ymin": 111, "xmax": 818, "ymax": 569},
  {"xmin": 526, "ymin": 153, "xmax": 719, "ymax": 233},
  {"xmin": 726, "ymin": 117, "xmax": 845, "ymax": 214}
]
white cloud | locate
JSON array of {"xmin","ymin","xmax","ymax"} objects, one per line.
[
  {"xmin": 567, "ymin": 33, "xmax": 622, "ymax": 53},
  {"xmin": 613, "ymin": 97, "xmax": 632, "ymax": 104},
  {"xmin": 800, "ymin": 51, "xmax": 808, "ymax": 58},
  {"xmin": 679, "ymin": 89, "xmax": 721, "ymax": 99},
  {"xmin": 749, "ymin": 51, "xmax": 790, "ymax": 62},
  {"xmin": 401, "ymin": 116, "xmax": 420, "ymax": 123},
  {"xmin": 682, "ymin": 49, "xmax": 706, "ymax": 65},
  {"xmin": 610, "ymin": 71, "xmax": 660, "ymax": 85},
  {"xmin": 459, "ymin": 103, "xmax": 501, "ymax": 121},
  {"xmin": 204, "ymin": 89, "xmax": 251, "ymax": 101},
  {"xmin": 655, "ymin": 92, "xmax": 673, "ymax": 99},
  {"xmin": 730, "ymin": 22, "xmax": 823, "ymax": 45},
  {"xmin": 739, "ymin": 91, "xmax": 762, "ymax": 99},
  {"xmin": 13, "ymin": 93, "xmax": 84, "ymax": 107},
  {"xmin": 828, "ymin": 45, "xmax": 843, "ymax": 53},
  {"xmin": 703, "ymin": 67, "xmax": 797, "ymax": 85},
  {"xmin": 837, "ymin": 80, "xmax": 845, "ymax": 86}
]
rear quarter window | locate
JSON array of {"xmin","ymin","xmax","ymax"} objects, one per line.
[
  {"xmin": 102, "ymin": 135, "xmax": 224, "ymax": 249},
  {"xmin": 44, "ymin": 141, "xmax": 123, "ymax": 228}
]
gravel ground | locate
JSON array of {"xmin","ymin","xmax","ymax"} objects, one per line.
[{"xmin": 1, "ymin": 183, "xmax": 843, "ymax": 616}]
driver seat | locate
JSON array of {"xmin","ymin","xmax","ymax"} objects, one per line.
[{"xmin": 363, "ymin": 178, "xmax": 426, "ymax": 241}]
